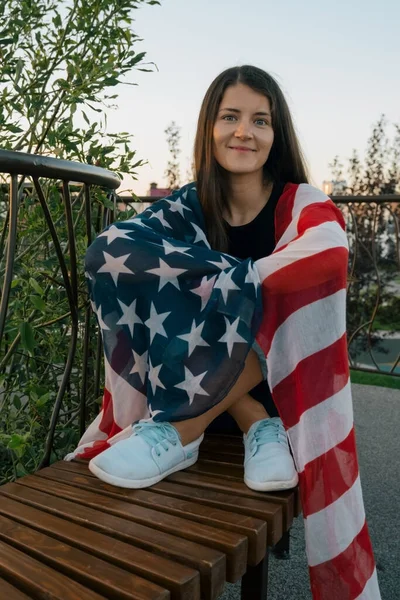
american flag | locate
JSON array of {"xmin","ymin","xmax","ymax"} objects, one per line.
[{"xmin": 67, "ymin": 182, "xmax": 380, "ymax": 600}]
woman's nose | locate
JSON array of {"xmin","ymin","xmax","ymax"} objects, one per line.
[{"xmin": 234, "ymin": 121, "xmax": 252, "ymax": 139}]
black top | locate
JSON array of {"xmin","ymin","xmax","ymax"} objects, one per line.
[
  {"xmin": 225, "ymin": 181, "xmax": 286, "ymax": 261},
  {"xmin": 206, "ymin": 182, "xmax": 285, "ymax": 434}
]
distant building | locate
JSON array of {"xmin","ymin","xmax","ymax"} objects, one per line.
[
  {"xmin": 322, "ymin": 180, "xmax": 347, "ymax": 195},
  {"xmin": 148, "ymin": 182, "xmax": 171, "ymax": 198}
]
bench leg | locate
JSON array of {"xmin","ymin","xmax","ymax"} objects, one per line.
[
  {"xmin": 272, "ymin": 529, "xmax": 290, "ymax": 560},
  {"xmin": 241, "ymin": 549, "xmax": 269, "ymax": 600}
]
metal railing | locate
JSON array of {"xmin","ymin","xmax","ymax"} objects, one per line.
[
  {"xmin": 0, "ymin": 149, "xmax": 399, "ymax": 481},
  {"xmin": 0, "ymin": 149, "xmax": 120, "ymax": 475},
  {"xmin": 333, "ymin": 194, "xmax": 400, "ymax": 377}
]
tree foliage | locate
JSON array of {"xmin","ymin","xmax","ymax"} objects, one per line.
[
  {"xmin": 330, "ymin": 116, "xmax": 400, "ymax": 370},
  {"xmin": 0, "ymin": 0, "xmax": 160, "ymax": 483},
  {"xmin": 164, "ymin": 120, "xmax": 181, "ymax": 190}
]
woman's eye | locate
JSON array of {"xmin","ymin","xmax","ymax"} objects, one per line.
[
  {"xmin": 255, "ymin": 119, "xmax": 268, "ymax": 126},
  {"xmin": 222, "ymin": 115, "xmax": 236, "ymax": 122}
]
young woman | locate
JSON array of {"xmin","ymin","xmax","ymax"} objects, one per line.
[
  {"xmin": 84, "ymin": 65, "xmax": 307, "ymax": 491},
  {"xmin": 70, "ymin": 66, "xmax": 380, "ymax": 600}
]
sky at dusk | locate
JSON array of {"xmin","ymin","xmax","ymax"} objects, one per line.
[{"xmin": 105, "ymin": 0, "xmax": 400, "ymax": 195}]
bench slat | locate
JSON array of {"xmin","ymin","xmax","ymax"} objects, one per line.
[
  {"xmin": 167, "ymin": 471, "xmax": 295, "ymax": 531},
  {"xmin": 0, "ymin": 511, "xmax": 172, "ymax": 600},
  {"xmin": 0, "ymin": 577, "xmax": 32, "ymax": 600},
  {"xmin": 37, "ymin": 466, "xmax": 248, "ymax": 568},
  {"xmin": 188, "ymin": 461, "xmax": 302, "ymax": 517},
  {"xmin": 51, "ymin": 460, "xmax": 266, "ymax": 566},
  {"xmin": 152, "ymin": 479, "xmax": 283, "ymax": 545},
  {"xmin": 14, "ymin": 473, "xmax": 228, "ymax": 599},
  {"xmin": 0, "ymin": 490, "xmax": 199, "ymax": 600},
  {"xmin": 2, "ymin": 479, "xmax": 228, "ymax": 597},
  {"xmin": 198, "ymin": 451, "xmax": 244, "ymax": 465},
  {"xmin": 39, "ymin": 463, "xmax": 283, "ymax": 546},
  {"xmin": 0, "ymin": 539, "xmax": 111, "ymax": 600}
]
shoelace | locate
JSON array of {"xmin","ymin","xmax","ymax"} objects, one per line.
[
  {"xmin": 249, "ymin": 419, "xmax": 286, "ymax": 455},
  {"xmin": 132, "ymin": 422, "xmax": 178, "ymax": 457}
]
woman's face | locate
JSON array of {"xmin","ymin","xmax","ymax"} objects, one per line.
[{"xmin": 213, "ymin": 82, "xmax": 274, "ymax": 177}]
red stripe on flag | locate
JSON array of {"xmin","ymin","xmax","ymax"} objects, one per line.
[
  {"xmin": 265, "ymin": 334, "xmax": 350, "ymax": 429},
  {"xmin": 309, "ymin": 521, "xmax": 376, "ymax": 600},
  {"xmin": 274, "ymin": 183, "xmax": 298, "ymax": 241},
  {"xmin": 99, "ymin": 388, "xmax": 122, "ymax": 439},
  {"xmin": 76, "ymin": 439, "xmax": 111, "ymax": 460},
  {"xmin": 297, "ymin": 200, "xmax": 346, "ymax": 236},
  {"xmin": 299, "ymin": 427, "xmax": 359, "ymax": 517},
  {"xmin": 256, "ymin": 248, "xmax": 348, "ymax": 357}
]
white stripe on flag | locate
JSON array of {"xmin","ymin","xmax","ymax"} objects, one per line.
[
  {"xmin": 355, "ymin": 568, "xmax": 381, "ymax": 600},
  {"xmin": 255, "ymin": 220, "xmax": 348, "ymax": 282},
  {"xmin": 305, "ymin": 475, "xmax": 366, "ymax": 566},
  {"xmin": 275, "ymin": 184, "xmax": 331, "ymax": 251},
  {"xmin": 268, "ymin": 289, "xmax": 347, "ymax": 390},
  {"xmin": 105, "ymin": 354, "xmax": 149, "ymax": 427},
  {"xmin": 288, "ymin": 379, "xmax": 353, "ymax": 472}
]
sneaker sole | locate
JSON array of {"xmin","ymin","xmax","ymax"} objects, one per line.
[
  {"xmin": 88, "ymin": 453, "xmax": 199, "ymax": 489},
  {"xmin": 244, "ymin": 473, "xmax": 299, "ymax": 492}
]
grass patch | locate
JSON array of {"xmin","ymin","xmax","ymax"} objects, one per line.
[{"xmin": 350, "ymin": 369, "xmax": 400, "ymax": 390}]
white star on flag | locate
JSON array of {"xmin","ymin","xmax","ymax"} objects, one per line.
[
  {"xmin": 174, "ymin": 366, "xmax": 209, "ymax": 405},
  {"xmin": 161, "ymin": 239, "xmax": 192, "ymax": 257},
  {"xmin": 146, "ymin": 258, "xmax": 187, "ymax": 291},
  {"xmin": 116, "ymin": 298, "xmax": 143, "ymax": 336},
  {"xmin": 130, "ymin": 218, "xmax": 151, "ymax": 229},
  {"xmin": 207, "ymin": 256, "xmax": 233, "ymax": 270},
  {"xmin": 98, "ymin": 225, "xmax": 134, "ymax": 245},
  {"xmin": 90, "ymin": 299, "xmax": 97, "ymax": 314},
  {"xmin": 149, "ymin": 210, "xmax": 173, "ymax": 229},
  {"xmin": 177, "ymin": 319, "xmax": 210, "ymax": 357},
  {"xmin": 144, "ymin": 302, "xmax": 171, "ymax": 343},
  {"xmin": 97, "ymin": 305, "xmax": 110, "ymax": 331},
  {"xmin": 97, "ymin": 251, "xmax": 134, "ymax": 286},
  {"xmin": 129, "ymin": 349, "xmax": 149, "ymax": 384},
  {"xmin": 218, "ymin": 317, "xmax": 247, "ymax": 357},
  {"xmin": 245, "ymin": 262, "xmax": 260, "ymax": 295},
  {"xmin": 213, "ymin": 268, "xmax": 240, "ymax": 303},
  {"xmin": 164, "ymin": 197, "xmax": 192, "ymax": 218},
  {"xmin": 148, "ymin": 358, "xmax": 166, "ymax": 395},
  {"xmin": 191, "ymin": 223, "xmax": 211, "ymax": 248},
  {"xmin": 189, "ymin": 274, "xmax": 217, "ymax": 311}
]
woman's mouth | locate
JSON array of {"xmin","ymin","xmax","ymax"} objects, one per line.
[{"xmin": 229, "ymin": 146, "xmax": 255, "ymax": 152}]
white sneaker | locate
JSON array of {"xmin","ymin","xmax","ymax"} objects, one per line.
[
  {"xmin": 89, "ymin": 421, "xmax": 203, "ymax": 489},
  {"xmin": 243, "ymin": 417, "xmax": 298, "ymax": 491}
]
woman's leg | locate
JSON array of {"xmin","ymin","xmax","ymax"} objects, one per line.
[
  {"xmin": 227, "ymin": 394, "xmax": 270, "ymax": 434},
  {"xmin": 172, "ymin": 348, "xmax": 263, "ymax": 446}
]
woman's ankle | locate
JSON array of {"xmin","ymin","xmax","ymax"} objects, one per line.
[
  {"xmin": 228, "ymin": 394, "xmax": 270, "ymax": 434},
  {"xmin": 171, "ymin": 419, "xmax": 206, "ymax": 447}
]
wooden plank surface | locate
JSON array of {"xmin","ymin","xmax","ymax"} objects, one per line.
[
  {"xmin": 0, "ymin": 432, "xmax": 300, "ymax": 600},
  {"xmin": 0, "ymin": 577, "xmax": 32, "ymax": 600},
  {"xmin": 1, "ymin": 475, "xmax": 227, "ymax": 600},
  {"xmin": 0, "ymin": 539, "xmax": 113, "ymax": 600},
  {"xmin": 0, "ymin": 512, "xmax": 172, "ymax": 600},
  {"xmin": 0, "ymin": 492, "xmax": 199, "ymax": 600},
  {"xmin": 35, "ymin": 465, "xmax": 247, "ymax": 573},
  {"xmin": 51, "ymin": 460, "xmax": 267, "ymax": 565},
  {"xmin": 166, "ymin": 471, "xmax": 294, "ymax": 532}
]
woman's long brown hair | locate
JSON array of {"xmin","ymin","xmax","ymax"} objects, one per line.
[{"xmin": 194, "ymin": 65, "xmax": 309, "ymax": 252}]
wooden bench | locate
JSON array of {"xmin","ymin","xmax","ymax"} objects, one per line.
[{"xmin": 0, "ymin": 433, "xmax": 301, "ymax": 600}]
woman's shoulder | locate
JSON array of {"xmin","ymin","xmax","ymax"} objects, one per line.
[{"xmin": 283, "ymin": 182, "xmax": 330, "ymax": 202}]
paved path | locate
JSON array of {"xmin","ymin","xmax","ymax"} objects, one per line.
[{"xmin": 220, "ymin": 383, "xmax": 400, "ymax": 600}]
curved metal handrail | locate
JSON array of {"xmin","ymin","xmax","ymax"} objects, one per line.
[
  {"xmin": 0, "ymin": 148, "xmax": 120, "ymax": 189},
  {"xmin": 0, "ymin": 149, "xmax": 120, "ymax": 474}
]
